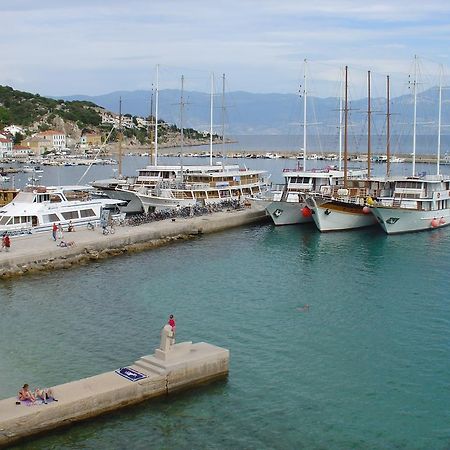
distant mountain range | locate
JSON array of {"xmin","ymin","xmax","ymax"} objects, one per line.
[{"xmin": 56, "ymin": 87, "xmax": 449, "ymax": 136}]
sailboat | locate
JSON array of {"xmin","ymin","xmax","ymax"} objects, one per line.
[
  {"xmin": 370, "ymin": 59, "xmax": 450, "ymax": 234},
  {"xmin": 306, "ymin": 67, "xmax": 388, "ymax": 231},
  {"xmin": 134, "ymin": 74, "xmax": 268, "ymax": 212},
  {"xmin": 265, "ymin": 61, "xmax": 366, "ymax": 226}
]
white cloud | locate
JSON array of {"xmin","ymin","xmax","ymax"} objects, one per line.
[{"xmin": 0, "ymin": 0, "xmax": 449, "ymax": 96}]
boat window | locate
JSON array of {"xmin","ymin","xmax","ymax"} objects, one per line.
[
  {"xmin": 13, "ymin": 216, "xmax": 22, "ymax": 224},
  {"xmin": 50, "ymin": 194, "xmax": 62, "ymax": 203},
  {"xmin": 21, "ymin": 217, "xmax": 29, "ymax": 223},
  {"xmin": 36, "ymin": 194, "xmax": 50, "ymax": 203},
  {"xmin": 0, "ymin": 216, "xmax": 10, "ymax": 225},
  {"xmin": 62, "ymin": 211, "xmax": 79, "ymax": 220},
  {"xmin": 80, "ymin": 209, "xmax": 96, "ymax": 218},
  {"xmin": 43, "ymin": 213, "xmax": 60, "ymax": 223}
]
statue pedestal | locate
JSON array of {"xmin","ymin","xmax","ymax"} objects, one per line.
[{"xmin": 155, "ymin": 341, "xmax": 193, "ymax": 361}]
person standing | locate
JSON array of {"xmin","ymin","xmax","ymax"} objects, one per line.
[
  {"xmin": 57, "ymin": 223, "xmax": 63, "ymax": 240},
  {"xmin": 52, "ymin": 223, "xmax": 57, "ymax": 241},
  {"xmin": 3, "ymin": 234, "xmax": 10, "ymax": 252},
  {"xmin": 168, "ymin": 314, "xmax": 176, "ymax": 332}
]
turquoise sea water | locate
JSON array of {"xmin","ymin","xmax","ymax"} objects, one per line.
[{"xmin": 1, "ymin": 220, "xmax": 450, "ymax": 449}]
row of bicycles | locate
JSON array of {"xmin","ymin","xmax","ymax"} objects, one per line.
[
  {"xmin": 123, "ymin": 200, "xmax": 245, "ymax": 228},
  {"xmin": 86, "ymin": 199, "xmax": 246, "ymax": 232}
]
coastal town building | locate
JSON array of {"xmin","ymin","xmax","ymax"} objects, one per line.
[
  {"xmin": 22, "ymin": 130, "xmax": 67, "ymax": 155},
  {"xmin": 11, "ymin": 145, "xmax": 33, "ymax": 157},
  {"xmin": 101, "ymin": 111, "xmax": 140, "ymax": 130},
  {"xmin": 0, "ymin": 137, "xmax": 13, "ymax": 157},
  {"xmin": 4, "ymin": 125, "xmax": 24, "ymax": 136},
  {"xmin": 80, "ymin": 132, "xmax": 102, "ymax": 147}
]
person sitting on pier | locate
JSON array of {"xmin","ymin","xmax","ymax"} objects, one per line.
[
  {"xmin": 34, "ymin": 387, "xmax": 58, "ymax": 404},
  {"xmin": 18, "ymin": 384, "xmax": 36, "ymax": 403},
  {"xmin": 58, "ymin": 240, "xmax": 75, "ymax": 248},
  {"xmin": 18, "ymin": 384, "xmax": 58, "ymax": 404}
]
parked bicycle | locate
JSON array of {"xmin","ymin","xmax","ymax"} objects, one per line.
[{"xmin": 102, "ymin": 225, "xmax": 115, "ymax": 235}]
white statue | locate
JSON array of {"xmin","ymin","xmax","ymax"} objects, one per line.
[{"xmin": 159, "ymin": 324, "xmax": 175, "ymax": 352}]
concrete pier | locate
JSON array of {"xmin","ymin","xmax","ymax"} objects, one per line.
[
  {"xmin": 0, "ymin": 204, "xmax": 268, "ymax": 278},
  {"xmin": 0, "ymin": 334, "xmax": 229, "ymax": 447}
]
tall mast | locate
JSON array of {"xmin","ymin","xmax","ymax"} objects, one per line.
[
  {"xmin": 209, "ymin": 73, "xmax": 214, "ymax": 166},
  {"xmin": 302, "ymin": 59, "xmax": 307, "ymax": 171},
  {"xmin": 412, "ymin": 55, "xmax": 418, "ymax": 176},
  {"xmin": 386, "ymin": 75, "xmax": 391, "ymax": 177},
  {"xmin": 149, "ymin": 86, "xmax": 154, "ymax": 165},
  {"xmin": 180, "ymin": 74, "xmax": 185, "ymax": 180},
  {"xmin": 367, "ymin": 70, "xmax": 371, "ymax": 180},
  {"xmin": 154, "ymin": 64, "xmax": 159, "ymax": 166},
  {"xmin": 221, "ymin": 73, "xmax": 226, "ymax": 161},
  {"xmin": 437, "ymin": 66, "xmax": 443, "ymax": 176},
  {"xmin": 118, "ymin": 96, "xmax": 123, "ymax": 178},
  {"xmin": 344, "ymin": 65, "xmax": 348, "ymax": 188},
  {"xmin": 338, "ymin": 69, "xmax": 343, "ymax": 171}
]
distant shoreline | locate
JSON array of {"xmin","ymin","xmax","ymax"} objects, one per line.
[{"xmin": 105, "ymin": 145, "xmax": 449, "ymax": 165}]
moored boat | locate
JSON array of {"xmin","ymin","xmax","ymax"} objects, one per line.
[
  {"xmin": 369, "ymin": 175, "xmax": 450, "ymax": 234},
  {"xmin": 0, "ymin": 188, "xmax": 19, "ymax": 207},
  {"xmin": 265, "ymin": 167, "xmax": 367, "ymax": 226},
  {"xmin": 0, "ymin": 185, "xmax": 124, "ymax": 236},
  {"xmin": 134, "ymin": 164, "xmax": 269, "ymax": 212}
]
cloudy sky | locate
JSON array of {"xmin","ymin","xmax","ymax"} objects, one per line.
[{"xmin": 1, "ymin": 0, "xmax": 449, "ymax": 98}]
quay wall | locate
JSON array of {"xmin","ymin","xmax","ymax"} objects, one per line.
[
  {"xmin": 0, "ymin": 342, "xmax": 229, "ymax": 447},
  {"xmin": 0, "ymin": 206, "xmax": 268, "ymax": 279}
]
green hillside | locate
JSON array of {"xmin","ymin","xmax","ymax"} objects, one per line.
[
  {"xmin": 0, "ymin": 85, "xmax": 102, "ymax": 130},
  {"xmin": 0, "ymin": 85, "xmax": 217, "ymax": 146}
]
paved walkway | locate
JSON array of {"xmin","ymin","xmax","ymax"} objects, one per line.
[{"xmin": 0, "ymin": 205, "xmax": 267, "ymax": 277}]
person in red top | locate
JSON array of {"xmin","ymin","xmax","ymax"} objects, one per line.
[
  {"xmin": 168, "ymin": 314, "xmax": 176, "ymax": 332},
  {"xmin": 52, "ymin": 223, "xmax": 57, "ymax": 241},
  {"xmin": 3, "ymin": 234, "xmax": 10, "ymax": 252}
]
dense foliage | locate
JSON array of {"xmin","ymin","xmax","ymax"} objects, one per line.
[{"xmin": 0, "ymin": 86, "xmax": 102, "ymax": 129}]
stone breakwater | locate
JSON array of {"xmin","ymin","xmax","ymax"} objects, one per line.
[
  {"xmin": 0, "ymin": 206, "xmax": 268, "ymax": 279},
  {"xmin": 0, "ymin": 339, "xmax": 230, "ymax": 447}
]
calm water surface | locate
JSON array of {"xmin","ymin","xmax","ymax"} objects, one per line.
[{"xmin": 1, "ymin": 220, "xmax": 449, "ymax": 449}]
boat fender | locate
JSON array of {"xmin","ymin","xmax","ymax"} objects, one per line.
[
  {"xmin": 439, "ymin": 217, "xmax": 446, "ymax": 225},
  {"xmin": 431, "ymin": 218, "xmax": 439, "ymax": 228}
]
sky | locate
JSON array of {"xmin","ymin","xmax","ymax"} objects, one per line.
[{"xmin": 1, "ymin": 0, "xmax": 450, "ymax": 99}]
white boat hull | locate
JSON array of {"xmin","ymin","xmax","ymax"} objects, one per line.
[
  {"xmin": 306, "ymin": 196, "xmax": 377, "ymax": 231},
  {"xmin": 265, "ymin": 200, "xmax": 312, "ymax": 225},
  {"xmin": 370, "ymin": 206, "xmax": 450, "ymax": 234},
  {"xmin": 138, "ymin": 193, "xmax": 196, "ymax": 211},
  {"xmin": 108, "ymin": 188, "xmax": 144, "ymax": 214}
]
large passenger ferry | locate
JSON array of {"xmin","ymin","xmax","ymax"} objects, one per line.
[
  {"xmin": 0, "ymin": 185, "xmax": 123, "ymax": 235},
  {"xmin": 133, "ymin": 164, "xmax": 269, "ymax": 212}
]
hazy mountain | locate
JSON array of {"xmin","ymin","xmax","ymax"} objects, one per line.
[{"xmin": 56, "ymin": 87, "xmax": 448, "ymax": 136}]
